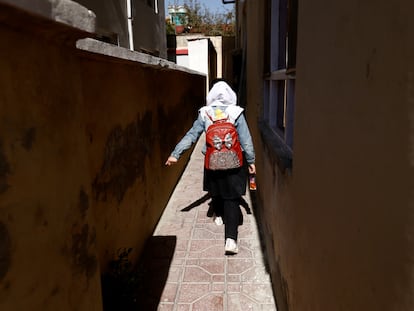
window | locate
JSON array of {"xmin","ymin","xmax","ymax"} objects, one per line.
[
  {"xmin": 140, "ymin": 0, "xmax": 158, "ymax": 13},
  {"xmin": 263, "ymin": 0, "xmax": 297, "ymax": 150}
]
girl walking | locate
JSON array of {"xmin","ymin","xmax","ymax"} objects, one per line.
[{"xmin": 165, "ymin": 80, "xmax": 256, "ymax": 255}]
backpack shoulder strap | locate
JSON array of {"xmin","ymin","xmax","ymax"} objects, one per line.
[
  {"xmin": 200, "ymin": 105, "xmax": 243, "ymax": 129},
  {"xmin": 199, "ymin": 106, "xmax": 215, "ymax": 130},
  {"xmin": 225, "ymin": 106, "xmax": 244, "ymax": 123}
]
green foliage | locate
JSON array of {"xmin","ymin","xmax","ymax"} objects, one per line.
[
  {"xmin": 166, "ymin": 20, "xmax": 176, "ymax": 35},
  {"xmin": 167, "ymin": 0, "xmax": 235, "ymax": 36}
]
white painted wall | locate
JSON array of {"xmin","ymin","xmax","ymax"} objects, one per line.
[
  {"xmin": 188, "ymin": 38, "xmax": 209, "ymax": 75},
  {"xmin": 176, "ymin": 55, "xmax": 189, "ymax": 68}
]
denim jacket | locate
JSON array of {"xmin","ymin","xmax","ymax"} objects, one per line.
[{"xmin": 170, "ymin": 106, "xmax": 255, "ymax": 164}]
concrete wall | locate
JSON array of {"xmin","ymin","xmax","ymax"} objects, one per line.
[
  {"xmin": 221, "ymin": 36, "xmax": 236, "ymax": 85},
  {"xmin": 75, "ymin": 0, "xmax": 129, "ymax": 46},
  {"xmin": 173, "ymin": 34, "xmax": 236, "ymax": 85},
  {"xmin": 75, "ymin": 0, "xmax": 167, "ymax": 58},
  {"xmin": 0, "ymin": 2, "xmax": 204, "ymax": 310},
  {"xmin": 209, "ymin": 36, "xmax": 223, "ymax": 78},
  {"xmin": 240, "ymin": 0, "xmax": 414, "ymax": 311},
  {"xmin": 188, "ymin": 38, "xmax": 210, "ymax": 88},
  {"xmin": 132, "ymin": 0, "xmax": 167, "ymax": 58}
]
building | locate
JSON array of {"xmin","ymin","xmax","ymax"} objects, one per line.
[
  {"xmin": 236, "ymin": 0, "xmax": 414, "ymax": 310},
  {"xmin": 167, "ymin": 33, "xmax": 236, "ymax": 92},
  {"xmin": 75, "ymin": 0, "xmax": 167, "ymax": 57},
  {"xmin": 166, "ymin": 5, "xmax": 188, "ymax": 34},
  {"xmin": 1, "ymin": 0, "xmax": 413, "ymax": 310},
  {"xmin": 0, "ymin": 0, "xmax": 204, "ymax": 310}
]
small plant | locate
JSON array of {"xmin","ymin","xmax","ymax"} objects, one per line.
[{"xmin": 101, "ymin": 248, "xmax": 143, "ymax": 310}]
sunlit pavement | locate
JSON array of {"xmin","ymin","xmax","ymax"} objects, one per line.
[{"xmin": 140, "ymin": 137, "xmax": 277, "ymax": 311}]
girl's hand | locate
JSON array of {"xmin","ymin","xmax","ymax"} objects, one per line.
[
  {"xmin": 248, "ymin": 164, "xmax": 256, "ymax": 175},
  {"xmin": 165, "ymin": 156, "xmax": 178, "ymax": 166}
]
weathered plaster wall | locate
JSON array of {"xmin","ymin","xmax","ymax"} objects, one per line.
[
  {"xmin": 0, "ymin": 2, "xmax": 204, "ymax": 310},
  {"xmin": 291, "ymin": 1, "xmax": 414, "ymax": 310},
  {"xmin": 242, "ymin": 0, "xmax": 414, "ymax": 311},
  {"xmin": 0, "ymin": 18, "xmax": 102, "ymax": 311},
  {"xmin": 242, "ymin": 1, "xmax": 294, "ymax": 310},
  {"xmin": 79, "ymin": 51, "xmax": 204, "ymax": 265}
]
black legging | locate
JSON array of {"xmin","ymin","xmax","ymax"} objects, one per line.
[
  {"xmin": 224, "ymin": 198, "xmax": 242, "ymax": 240},
  {"xmin": 212, "ymin": 197, "xmax": 242, "ymax": 240}
]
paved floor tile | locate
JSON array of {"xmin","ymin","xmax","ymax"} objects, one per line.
[{"xmin": 140, "ymin": 138, "xmax": 277, "ymax": 310}]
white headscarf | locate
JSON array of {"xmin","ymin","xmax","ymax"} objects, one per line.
[
  {"xmin": 200, "ymin": 81, "xmax": 243, "ymax": 126},
  {"xmin": 206, "ymin": 81, "xmax": 237, "ymax": 106}
]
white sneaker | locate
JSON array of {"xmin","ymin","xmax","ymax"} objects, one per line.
[
  {"xmin": 214, "ymin": 216, "xmax": 223, "ymax": 226},
  {"xmin": 225, "ymin": 238, "xmax": 238, "ymax": 255}
]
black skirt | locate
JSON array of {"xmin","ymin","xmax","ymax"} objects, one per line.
[{"xmin": 203, "ymin": 165, "xmax": 247, "ymax": 199}]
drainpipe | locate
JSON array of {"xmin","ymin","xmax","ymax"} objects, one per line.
[
  {"xmin": 127, "ymin": 0, "xmax": 134, "ymax": 50},
  {"xmin": 154, "ymin": 0, "xmax": 159, "ymax": 14}
]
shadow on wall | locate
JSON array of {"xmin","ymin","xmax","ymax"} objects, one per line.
[
  {"xmin": 248, "ymin": 189, "xmax": 289, "ymax": 311},
  {"xmin": 101, "ymin": 236, "xmax": 177, "ymax": 311},
  {"xmin": 167, "ymin": 34, "xmax": 177, "ymax": 63},
  {"xmin": 92, "ymin": 112, "xmax": 153, "ymax": 204}
]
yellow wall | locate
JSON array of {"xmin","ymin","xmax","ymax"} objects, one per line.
[
  {"xmin": 0, "ymin": 3, "xmax": 204, "ymax": 310},
  {"xmin": 242, "ymin": 0, "xmax": 414, "ymax": 310}
]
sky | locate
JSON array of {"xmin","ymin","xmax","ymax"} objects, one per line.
[{"xmin": 165, "ymin": 0, "xmax": 234, "ymax": 15}]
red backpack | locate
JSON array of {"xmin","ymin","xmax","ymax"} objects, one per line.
[{"xmin": 205, "ymin": 113, "xmax": 243, "ymax": 170}]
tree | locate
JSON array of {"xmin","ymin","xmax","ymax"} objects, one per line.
[{"xmin": 166, "ymin": 0, "xmax": 235, "ymax": 36}]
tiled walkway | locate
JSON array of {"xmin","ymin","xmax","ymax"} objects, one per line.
[{"xmin": 140, "ymin": 137, "xmax": 277, "ymax": 311}]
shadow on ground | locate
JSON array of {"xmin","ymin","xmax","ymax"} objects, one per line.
[
  {"xmin": 181, "ymin": 193, "xmax": 252, "ymax": 217},
  {"xmin": 135, "ymin": 236, "xmax": 176, "ymax": 310},
  {"xmin": 101, "ymin": 236, "xmax": 176, "ymax": 311}
]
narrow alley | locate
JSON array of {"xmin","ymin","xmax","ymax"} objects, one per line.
[
  {"xmin": 2, "ymin": 1, "xmax": 413, "ymax": 311},
  {"xmin": 137, "ymin": 136, "xmax": 277, "ymax": 310}
]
